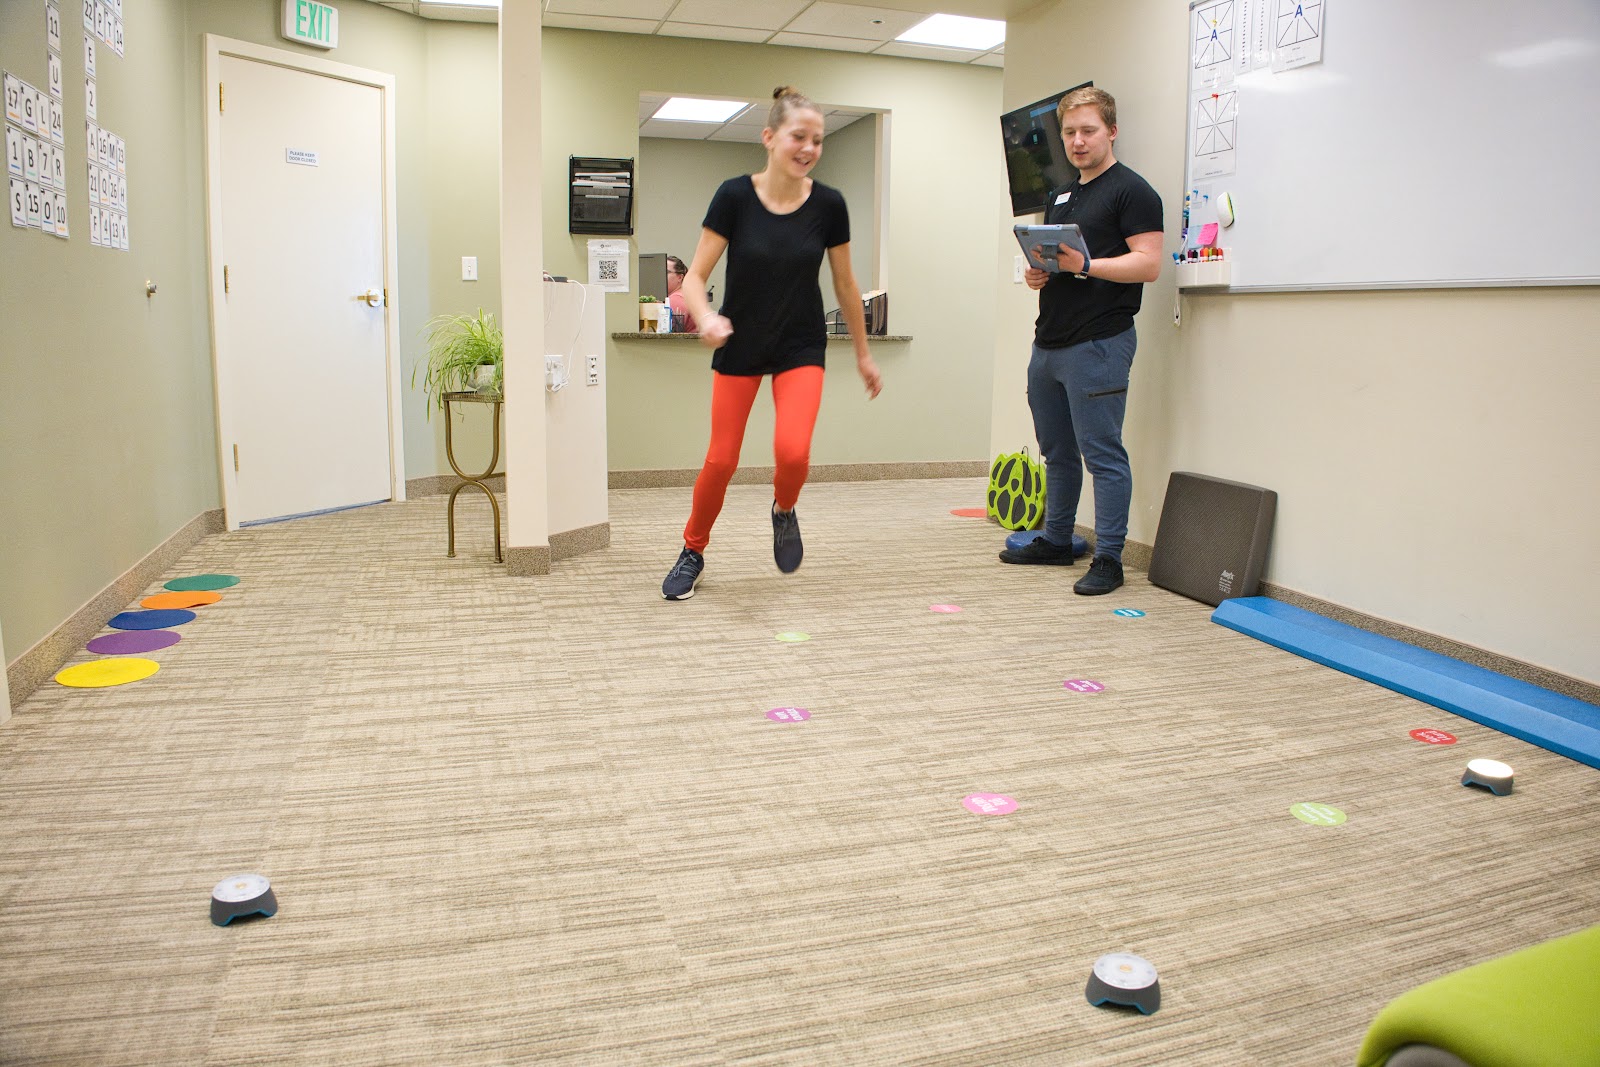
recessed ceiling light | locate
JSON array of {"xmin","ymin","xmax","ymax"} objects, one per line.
[
  {"xmin": 653, "ymin": 97, "xmax": 750, "ymax": 123},
  {"xmin": 896, "ymin": 13, "xmax": 1005, "ymax": 51}
]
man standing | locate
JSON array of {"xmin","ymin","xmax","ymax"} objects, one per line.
[{"xmin": 998, "ymin": 87, "xmax": 1164, "ymax": 595}]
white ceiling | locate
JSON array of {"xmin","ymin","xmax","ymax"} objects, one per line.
[
  {"xmin": 638, "ymin": 93, "xmax": 872, "ymax": 144},
  {"xmin": 372, "ymin": 1, "xmax": 1050, "ymax": 67}
]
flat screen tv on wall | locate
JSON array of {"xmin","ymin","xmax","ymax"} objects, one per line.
[{"xmin": 1001, "ymin": 81, "xmax": 1092, "ymax": 216}]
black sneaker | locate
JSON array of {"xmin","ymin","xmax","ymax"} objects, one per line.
[
  {"xmin": 1073, "ymin": 555, "xmax": 1124, "ymax": 595},
  {"xmin": 662, "ymin": 547, "xmax": 705, "ymax": 600},
  {"xmin": 998, "ymin": 536, "xmax": 1078, "ymax": 565},
  {"xmin": 772, "ymin": 503, "xmax": 803, "ymax": 573}
]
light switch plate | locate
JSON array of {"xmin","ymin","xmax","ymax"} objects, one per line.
[{"xmin": 461, "ymin": 256, "xmax": 477, "ymax": 281}]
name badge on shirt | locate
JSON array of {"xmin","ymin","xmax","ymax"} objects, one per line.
[{"xmin": 1054, "ymin": 191, "xmax": 1072, "ymax": 206}]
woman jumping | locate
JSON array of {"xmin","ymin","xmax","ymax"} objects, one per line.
[{"xmin": 661, "ymin": 85, "xmax": 883, "ymax": 601}]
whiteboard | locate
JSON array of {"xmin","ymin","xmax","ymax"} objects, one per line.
[{"xmin": 1183, "ymin": 0, "xmax": 1600, "ymax": 291}]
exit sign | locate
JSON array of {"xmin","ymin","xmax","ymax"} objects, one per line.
[{"xmin": 282, "ymin": 0, "xmax": 339, "ymax": 49}]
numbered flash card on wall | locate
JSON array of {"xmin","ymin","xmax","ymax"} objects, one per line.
[
  {"xmin": 5, "ymin": 127, "xmax": 21, "ymax": 178},
  {"xmin": 49, "ymin": 99, "xmax": 64, "ymax": 144},
  {"xmin": 53, "ymin": 192, "xmax": 68, "ymax": 237},
  {"xmin": 85, "ymin": 78, "xmax": 96, "ymax": 119},
  {"xmin": 4, "ymin": 73, "xmax": 22, "ymax": 124},
  {"xmin": 47, "ymin": 3, "xmax": 63, "ymax": 51}
]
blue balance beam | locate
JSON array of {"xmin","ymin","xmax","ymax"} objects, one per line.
[{"xmin": 1211, "ymin": 597, "xmax": 1600, "ymax": 771}]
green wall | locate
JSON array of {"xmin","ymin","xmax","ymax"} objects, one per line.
[
  {"xmin": 541, "ymin": 28, "xmax": 1004, "ymax": 473},
  {"xmin": 2, "ymin": 0, "xmax": 214, "ymax": 661}
]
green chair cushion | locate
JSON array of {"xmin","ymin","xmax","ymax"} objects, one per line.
[{"xmin": 1357, "ymin": 923, "xmax": 1600, "ymax": 1067}]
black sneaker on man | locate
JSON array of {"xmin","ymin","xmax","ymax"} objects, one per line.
[
  {"xmin": 998, "ymin": 536, "xmax": 1078, "ymax": 566},
  {"xmin": 1073, "ymin": 555, "xmax": 1124, "ymax": 595},
  {"xmin": 772, "ymin": 502, "xmax": 803, "ymax": 573},
  {"xmin": 661, "ymin": 547, "xmax": 705, "ymax": 600}
]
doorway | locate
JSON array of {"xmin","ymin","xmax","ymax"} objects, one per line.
[{"xmin": 203, "ymin": 36, "xmax": 405, "ymax": 528}]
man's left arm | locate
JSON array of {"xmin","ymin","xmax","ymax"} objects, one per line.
[{"xmin": 1055, "ymin": 231, "xmax": 1164, "ymax": 283}]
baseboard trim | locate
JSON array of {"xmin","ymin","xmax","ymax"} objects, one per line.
[
  {"xmin": 6, "ymin": 507, "xmax": 226, "ymax": 711},
  {"xmin": 550, "ymin": 522, "xmax": 609, "ymax": 563},
  {"xmin": 407, "ymin": 473, "xmax": 506, "ymax": 498},
  {"xmin": 610, "ymin": 460, "xmax": 988, "ymax": 490},
  {"xmin": 505, "ymin": 545, "xmax": 551, "ymax": 576},
  {"xmin": 1254, "ymin": 580, "xmax": 1600, "ymax": 704}
]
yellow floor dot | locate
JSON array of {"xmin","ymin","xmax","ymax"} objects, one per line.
[{"xmin": 55, "ymin": 658, "xmax": 161, "ymax": 688}]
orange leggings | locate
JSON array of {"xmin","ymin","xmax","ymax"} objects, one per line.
[{"xmin": 683, "ymin": 365, "xmax": 824, "ymax": 553}]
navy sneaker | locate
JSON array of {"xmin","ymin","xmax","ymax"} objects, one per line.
[
  {"xmin": 1073, "ymin": 555, "xmax": 1124, "ymax": 595},
  {"xmin": 662, "ymin": 547, "xmax": 705, "ymax": 600},
  {"xmin": 998, "ymin": 536, "xmax": 1078, "ymax": 565},
  {"xmin": 772, "ymin": 502, "xmax": 803, "ymax": 573}
]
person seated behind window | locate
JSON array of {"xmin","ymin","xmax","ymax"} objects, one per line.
[{"xmin": 665, "ymin": 255, "xmax": 699, "ymax": 333}]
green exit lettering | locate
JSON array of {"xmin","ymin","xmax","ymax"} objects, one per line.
[{"xmin": 282, "ymin": 0, "xmax": 338, "ymax": 49}]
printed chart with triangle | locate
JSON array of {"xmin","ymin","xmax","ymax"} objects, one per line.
[
  {"xmin": 1276, "ymin": 0, "xmax": 1322, "ymax": 47},
  {"xmin": 1193, "ymin": 0, "xmax": 1236, "ymax": 69},
  {"xmin": 1194, "ymin": 91, "xmax": 1238, "ymax": 158}
]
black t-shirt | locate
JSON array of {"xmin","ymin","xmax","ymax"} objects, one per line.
[
  {"xmin": 703, "ymin": 175, "xmax": 850, "ymax": 376},
  {"xmin": 1034, "ymin": 161, "xmax": 1164, "ymax": 350}
]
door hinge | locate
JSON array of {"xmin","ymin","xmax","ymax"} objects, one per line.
[
  {"xmin": 223, "ymin": 265, "xmax": 229, "ymax": 293},
  {"xmin": 383, "ymin": 287, "xmax": 389, "ymax": 307},
  {"xmin": 233, "ymin": 444, "xmax": 240, "ymax": 471},
  {"xmin": 219, "ymin": 82, "xmax": 224, "ymax": 113}
]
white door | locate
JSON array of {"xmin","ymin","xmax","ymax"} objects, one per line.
[{"xmin": 215, "ymin": 54, "xmax": 394, "ymax": 525}]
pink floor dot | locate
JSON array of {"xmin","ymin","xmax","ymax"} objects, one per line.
[
  {"xmin": 962, "ymin": 793, "xmax": 1018, "ymax": 816},
  {"xmin": 930, "ymin": 604, "xmax": 963, "ymax": 614},
  {"xmin": 766, "ymin": 707, "xmax": 811, "ymax": 723},
  {"xmin": 1063, "ymin": 679, "xmax": 1105, "ymax": 694}
]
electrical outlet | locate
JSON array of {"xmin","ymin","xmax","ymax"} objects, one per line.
[
  {"xmin": 586, "ymin": 354, "xmax": 600, "ymax": 386},
  {"xmin": 1013, "ymin": 254, "xmax": 1026, "ymax": 283},
  {"xmin": 461, "ymin": 256, "xmax": 477, "ymax": 281}
]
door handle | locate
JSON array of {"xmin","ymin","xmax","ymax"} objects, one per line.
[{"xmin": 359, "ymin": 287, "xmax": 383, "ymax": 306}]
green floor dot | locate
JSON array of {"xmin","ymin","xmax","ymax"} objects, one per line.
[
  {"xmin": 1290, "ymin": 802, "xmax": 1347, "ymax": 826},
  {"xmin": 164, "ymin": 574, "xmax": 240, "ymax": 592},
  {"xmin": 775, "ymin": 632, "xmax": 811, "ymax": 643}
]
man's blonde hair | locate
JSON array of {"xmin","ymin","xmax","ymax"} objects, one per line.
[{"xmin": 1057, "ymin": 87, "xmax": 1117, "ymax": 130}]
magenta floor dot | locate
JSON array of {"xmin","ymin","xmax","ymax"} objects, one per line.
[
  {"xmin": 87, "ymin": 630, "xmax": 182, "ymax": 655},
  {"xmin": 766, "ymin": 707, "xmax": 811, "ymax": 723},
  {"xmin": 929, "ymin": 604, "xmax": 963, "ymax": 614},
  {"xmin": 1063, "ymin": 679, "xmax": 1105, "ymax": 693},
  {"xmin": 108, "ymin": 609, "xmax": 197, "ymax": 630},
  {"xmin": 963, "ymin": 793, "xmax": 1018, "ymax": 816},
  {"xmin": 1410, "ymin": 728, "xmax": 1458, "ymax": 745}
]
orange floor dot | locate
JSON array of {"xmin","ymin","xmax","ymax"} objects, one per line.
[{"xmin": 142, "ymin": 590, "xmax": 223, "ymax": 610}]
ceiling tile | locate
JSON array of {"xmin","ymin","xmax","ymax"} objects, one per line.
[
  {"xmin": 707, "ymin": 126, "xmax": 767, "ymax": 143},
  {"xmin": 872, "ymin": 40, "xmax": 988, "ymax": 63},
  {"xmin": 638, "ymin": 95, "xmax": 670, "ymax": 120},
  {"xmin": 546, "ymin": 0, "xmax": 673, "ymax": 18},
  {"xmin": 785, "ymin": 2, "xmax": 922, "ymax": 41},
  {"xmin": 667, "ymin": 0, "xmax": 810, "ymax": 32},
  {"xmin": 768, "ymin": 31, "xmax": 880, "ymax": 53},
  {"xmin": 657, "ymin": 22, "xmax": 773, "ymax": 43},
  {"xmin": 640, "ymin": 120, "xmax": 716, "ymax": 139},
  {"xmin": 542, "ymin": 13, "xmax": 660, "ymax": 34},
  {"xmin": 971, "ymin": 51, "xmax": 1005, "ymax": 67}
]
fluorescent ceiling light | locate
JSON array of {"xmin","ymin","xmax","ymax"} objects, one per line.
[
  {"xmin": 653, "ymin": 97, "xmax": 749, "ymax": 123},
  {"xmin": 896, "ymin": 13, "xmax": 1005, "ymax": 51},
  {"xmin": 423, "ymin": 0, "xmax": 498, "ymax": 6}
]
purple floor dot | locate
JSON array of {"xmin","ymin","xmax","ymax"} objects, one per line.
[{"xmin": 88, "ymin": 630, "xmax": 182, "ymax": 655}]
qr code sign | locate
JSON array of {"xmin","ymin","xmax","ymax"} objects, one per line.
[{"xmin": 598, "ymin": 258, "xmax": 620, "ymax": 282}]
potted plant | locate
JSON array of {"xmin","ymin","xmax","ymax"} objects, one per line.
[
  {"xmin": 639, "ymin": 293, "xmax": 668, "ymax": 333},
  {"xmin": 414, "ymin": 308, "xmax": 503, "ymax": 416}
]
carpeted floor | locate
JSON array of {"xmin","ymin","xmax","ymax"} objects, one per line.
[{"xmin": 2, "ymin": 479, "xmax": 1597, "ymax": 1065}]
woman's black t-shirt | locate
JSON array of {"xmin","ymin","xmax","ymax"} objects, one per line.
[{"xmin": 702, "ymin": 175, "xmax": 850, "ymax": 376}]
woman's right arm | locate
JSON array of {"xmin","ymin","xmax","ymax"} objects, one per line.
[{"xmin": 683, "ymin": 227, "xmax": 731, "ymax": 350}]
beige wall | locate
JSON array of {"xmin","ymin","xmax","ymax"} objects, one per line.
[
  {"xmin": 542, "ymin": 28, "xmax": 1004, "ymax": 473},
  {"xmin": 998, "ymin": 0, "xmax": 1600, "ymax": 683},
  {"xmin": 807, "ymin": 113, "xmax": 877, "ymax": 292}
]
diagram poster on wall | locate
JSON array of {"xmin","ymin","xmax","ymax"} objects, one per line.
[{"xmin": 1271, "ymin": 0, "xmax": 1325, "ymax": 71}]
